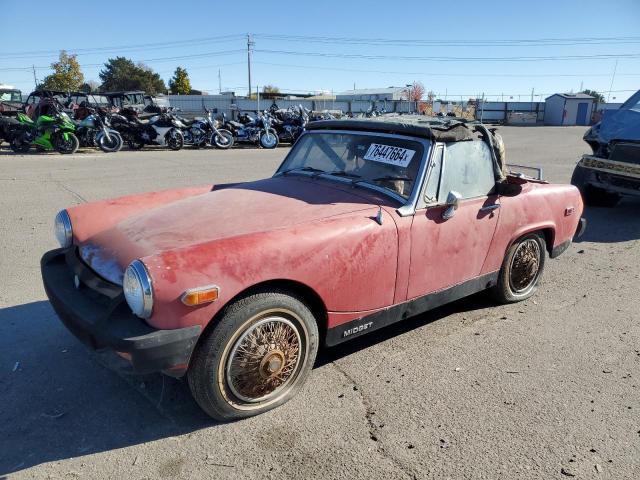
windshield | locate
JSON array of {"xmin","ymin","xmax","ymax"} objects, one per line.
[
  {"xmin": 153, "ymin": 97, "xmax": 170, "ymax": 107},
  {"xmin": 0, "ymin": 90, "xmax": 22, "ymax": 102},
  {"xmin": 87, "ymin": 95, "xmax": 109, "ymax": 106},
  {"xmin": 620, "ymin": 90, "xmax": 640, "ymax": 112},
  {"xmin": 276, "ymin": 132, "xmax": 425, "ymax": 199}
]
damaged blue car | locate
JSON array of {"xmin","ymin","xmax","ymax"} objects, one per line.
[{"xmin": 571, "ymin": 90, "xmax": 640, "ymax": 206}]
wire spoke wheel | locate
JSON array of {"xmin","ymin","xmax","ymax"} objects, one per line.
[
  {"xmin": 224, "ymin": 314, "xmax": 304, "ymax": 404},
  {"xmin": 509, "ymin": 239, "xmax": 541, "ymax": 294}
]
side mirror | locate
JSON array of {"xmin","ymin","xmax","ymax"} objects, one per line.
[{"xmin": 442, "ymin": 190, "xmax": 462, "ymax": 220}]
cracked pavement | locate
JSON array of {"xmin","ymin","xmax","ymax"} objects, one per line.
[{"xmin": 0, "ymin": 127, "xmax": 639, "ymax": 479}]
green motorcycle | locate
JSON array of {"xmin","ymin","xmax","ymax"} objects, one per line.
[{"xmin": 11, "ymin": 108, "xmax": 79, "ymax": 154}]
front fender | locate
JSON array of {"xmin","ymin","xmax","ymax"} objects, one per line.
[{"xmin": 143, "ymin": 208, "xmax": 399, "ymax": 330}]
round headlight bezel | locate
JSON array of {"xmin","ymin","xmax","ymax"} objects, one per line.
[
  {"xmin": 54, "ymin": 210, "xmax": 73, "ymax": 248},
  {"xmin": 123, "ymin": 260, "xmax": 154, "ymax": 319}
]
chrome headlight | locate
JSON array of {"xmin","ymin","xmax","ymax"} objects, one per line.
[
  {"xmin": 123, "ymin": 260, "xmax": 153, "ymax": 319},
  {"xmin": 54, "ymin": 210, "xmax": 73, "ymax": 248}
]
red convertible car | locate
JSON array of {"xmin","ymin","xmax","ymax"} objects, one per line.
[{"xmin": 41, "ymin": 118, "xmax": 586, "ymax": 421}]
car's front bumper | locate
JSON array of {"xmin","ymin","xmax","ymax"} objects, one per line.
[
  {"xmin": 41, "ymin": 248, "xmax": 201, "ymax": 376},
  {"xmin": 577, "ymin": 156, "xmax": 640, "ymax": 197}
]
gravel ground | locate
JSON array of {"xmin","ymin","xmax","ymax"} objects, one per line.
[{"xmin": 0, "ymin": 127, "xmax": 638, "ymax": 480}]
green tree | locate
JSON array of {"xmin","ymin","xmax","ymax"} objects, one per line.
[
  {"xmin": 99, "ymin": 57, "xmax": 166, "ymax": 94},
  {"xmin": 41, "ymin": 50, "xmax": 84, "ymax": 91},
  {"xmin": 169, "ymin": 67, "xmax": 191, "ymax": 95},
  {"xmin": 580, "ymin": 89, "xmax": 605, "ymax": 103}
]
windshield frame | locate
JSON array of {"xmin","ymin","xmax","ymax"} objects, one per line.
[{"xmin": 274, "ymin": 129, "xmax": 432, "ymax": 216}]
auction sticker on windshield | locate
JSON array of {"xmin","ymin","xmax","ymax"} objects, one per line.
[{"xmin": 364, "ymin": 143, "xmax": 415, "ymax": 167}]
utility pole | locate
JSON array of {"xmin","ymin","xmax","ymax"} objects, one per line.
[
  {"xmin": 246, "ymin": 34, "xmax": 254, "ymax": 97},
  {"xmin": 531, "ymin": 88, "xmax": 534, "ymax": 112},
  {"xmin": 607, "ymin": 59, "xmax": 618, "ymax": 102},
  {"xmin": 218, "ymin": 69, "xmax": 222, "ymax": 94},
  {"xmin": 32, "ymin": 65, "xmax": 38, "ymax": 88}
]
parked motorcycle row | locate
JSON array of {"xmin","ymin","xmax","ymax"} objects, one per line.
[{"xmin": 0, "ymin": 99, "xmax": 315, "ymax": 155}]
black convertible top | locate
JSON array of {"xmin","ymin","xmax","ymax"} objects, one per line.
[{"xmin": 306, "ymin": 116, "xmax": 476, "ymax": 142}]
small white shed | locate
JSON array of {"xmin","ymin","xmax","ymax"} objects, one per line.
[{"xmin": 544, "ymin": 93, "xmax": 595, "ymax": 126}]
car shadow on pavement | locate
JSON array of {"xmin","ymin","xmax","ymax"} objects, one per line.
[
  {"xmin": 0, "ymin": 300, "xmax": 214, "ymax": 476},
  {"xmin": 317, "ymin": 292, "xmax": 495, "ymax": 366},
  {"xmin": 576, "ymin": 198, "xmax": 640, "ymax": 244},
  {"xmin": 0, "ymin": 291, "xmax": 495, "ymax": 475}
]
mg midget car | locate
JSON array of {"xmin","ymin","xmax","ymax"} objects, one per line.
[
  {"xmin": 571, "ymin": 89, "xmax": 640, "ymax": 206},
  {"xmin": 41, "ymin": 117, "xmax": 586, "ymax": 421}
]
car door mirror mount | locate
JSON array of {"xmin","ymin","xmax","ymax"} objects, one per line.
[{"xmin": 442, "ymin": 190, "xmax": 462, "ymax": 220}]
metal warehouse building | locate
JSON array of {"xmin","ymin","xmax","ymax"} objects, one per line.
[
  {"xmin": 335, "ymin": 87, "xmax": 409, "ymax": 101},
  {"xmin": 543, "ymin": 93, "xmax": 595, "ymax": 126}
]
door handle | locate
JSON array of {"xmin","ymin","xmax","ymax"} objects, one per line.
[{"xmin": 480, "ymin": 204, "xmax": 500, "ymax": 212}]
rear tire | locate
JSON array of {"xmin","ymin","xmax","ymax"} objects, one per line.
[
  {"xmin": 187, "ymin": 289, "xmax": 319, "ymax": 422},
  {"xmin": 492, "ymin": 233, "xmax": 546, "ymax": 303},
  {"xmin": 10, "ymin": 135, "xmax": 30, "ymax": 153}
]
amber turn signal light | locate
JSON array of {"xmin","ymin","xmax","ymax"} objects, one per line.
[{"xmin": 181, "ymin": 285, "xmax": 219, "ymax": 306}]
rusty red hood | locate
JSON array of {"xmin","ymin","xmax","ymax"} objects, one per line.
[{"xmin": 76, "ymin": 176, "xmax": 382, "ymax": 284}]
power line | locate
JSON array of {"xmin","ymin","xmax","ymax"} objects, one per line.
[
  {"xmin": 254, "ymin": 33, "xmax": 640, "ymax": 47},
  {"xmin": 255, "ymin": 49, "xmax": 640, "ymax": 62},
  {"xmin": 0, "ymin": 34, "xmax": 245, "ymax": 59}
]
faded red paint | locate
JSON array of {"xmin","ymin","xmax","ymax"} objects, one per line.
[{"xmin": 65, "ymin": 173, "xmax": 582, "ymax": 334}]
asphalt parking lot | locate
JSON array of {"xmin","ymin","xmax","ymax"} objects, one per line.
[{"xmin": 1, "ymin": 126, "xmax": 639, "ymax": 479}]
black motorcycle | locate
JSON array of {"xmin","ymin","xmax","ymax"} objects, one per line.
[
  {"xmin": 111, "ymin": 108, "xmax": 184, "ymax": 150},
  {"xmin": 0, "ymin": 114, "xmax": 25, "ymax": 146},
  {"xmin": 223, "ymin": 111, "xmax": 278, "ymax": 149},
  {"xmin": 269, "ymin": 104, "xmax": 308, "ymax": 144}
]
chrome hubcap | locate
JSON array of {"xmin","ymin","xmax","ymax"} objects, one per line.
[
  {"xmin": 509, "ymin": 239, "xmax": 541, "ymax": 293},
  {"xmin": 226, "ymin": 316, "xmax": 302, "ymax": 403}
]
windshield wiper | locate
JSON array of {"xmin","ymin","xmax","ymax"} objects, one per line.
[
  {"xmin": 372, "ymin": 175, "xmax": 413, "ymax": 182},
  {"xmin": 280, "ymin": 166, "xmax": 326, "ymax": 175},
  {"xmin": 324, "ymin": 170, "xmax": 362, "ymax": 179}
]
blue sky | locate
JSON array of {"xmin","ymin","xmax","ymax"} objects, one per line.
[{"xmin": 1, "ymin": 0, "xmax": 639, "ymax": 102}]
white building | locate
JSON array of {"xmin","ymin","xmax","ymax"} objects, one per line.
[{"xmin": 544, "ymin": 93, "xmax": 595, "ymax": 126}]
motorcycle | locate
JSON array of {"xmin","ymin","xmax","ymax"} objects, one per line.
[
  {"xmin": 269, "ymin": 104, "xmax": 308, "ymax": 144},
  {"xmin": 170, "ymin": 108, "xmax": 234, "ymax": 149},
  {"xmin": 110, "ymin": 108, "xmax": 184, "ymax": 150},
  {"xmin": 10, "ymin": 102, "xmax": 79, "ymax": 154},
  {"xmin": 74, "ymin": 105, "xmax": 123, "ymax": 153},
  {"xmin": 223, "ymin": 110, "xmax": 278, "ymax": 149},
  {"xmin": 0, "ymin": 113, "xmax": 24, "ymax": 146}
]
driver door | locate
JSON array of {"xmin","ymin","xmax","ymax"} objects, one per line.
[{"xmin": 407, "ymin": 140, "xmax": 500, "ymax": 299}]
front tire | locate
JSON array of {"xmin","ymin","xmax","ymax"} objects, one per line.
[
  {"xmin": 54, "ymin": 132, "xmax": 79, "ymax": 154},
  {"xmin": 188, "ymin": 290, "xmax": 319, "ymax": 422},
  {"xmin": 212, "ymin": 130, "xmax": 234, "ymax": 149},
  {"xmin": 166, "ymin": 129, "xmax": 184, "ymax": 151},
  {"xmin": 492, "ymin": 233, "xmax": 546, "ymax": 303},
  {"xmin": 97, "ymin": 131, "xmax": 123, "ymax": 153},
  {"xmin": 259, "ymin": 129, "xmax": 279, "ymax": 149}
]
